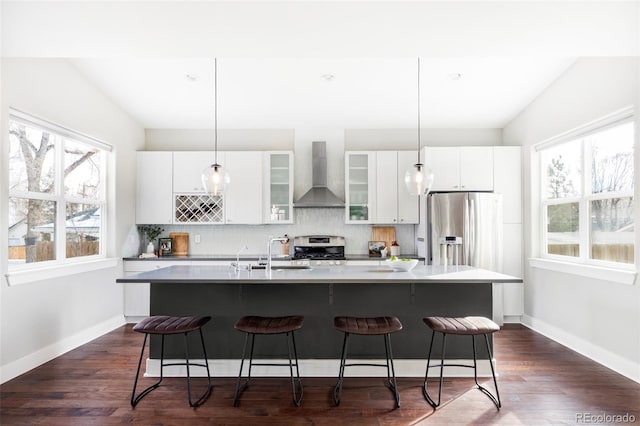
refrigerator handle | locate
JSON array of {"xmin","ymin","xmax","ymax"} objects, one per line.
[
  {"xmin": 464, "ymin": 197, "xmax": 470, "ymax": 264},
  {"xmin": 469, "ymin": 197, "xmax": 477, "ymax": 265}
]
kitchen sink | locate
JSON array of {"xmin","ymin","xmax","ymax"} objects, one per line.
[{"xmin": 250, "ymin": 265, "xmax": 312, "ymax": 270}]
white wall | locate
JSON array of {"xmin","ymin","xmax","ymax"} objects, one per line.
[
  {"xmin": 0, "ymin": 59, "xmax": 145, "ymax": 383},
  {"xmin": 145, "ymin": 128, "xmax": 295, "ymax": 151},
  {"xmin": 346, "ymin": 128, "xmax": 502, "ymax": 150},
  {"xmin": 503, "ymin": 57, "xmax": 640, "ymax": 382}
]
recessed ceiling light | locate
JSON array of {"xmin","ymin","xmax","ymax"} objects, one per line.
[
  {"xmin": 185, "ymin": 74, "xmax": 199, "ymax": 82},
  {"xmin": 322, "ymin": 74, "xmax": 335, "ymax": 82},
  {"xmin": 448, "ymin": 72, "xmax": 463, "ymax": 81}
]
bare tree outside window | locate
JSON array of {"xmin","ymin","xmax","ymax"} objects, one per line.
[
  {"xmin": 8, "ymin": 118, "xmax": 103, "ymax": 265},
  {"xmin": 542, "ymin": 119, "xmax": 634, "ymax": 264}
]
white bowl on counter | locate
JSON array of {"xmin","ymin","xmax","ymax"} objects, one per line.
[{"xmin": 385, "ymin": 258, "xmax": 419, "ymax": 272}]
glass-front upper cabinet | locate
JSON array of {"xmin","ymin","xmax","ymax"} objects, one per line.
[
  {"xmin": 345, "ymin": 152, "xmax": 376, "ymax": 223},
  {"xmin": 264, "ymin": 151, "xmax": 294, "ymax": 223}
]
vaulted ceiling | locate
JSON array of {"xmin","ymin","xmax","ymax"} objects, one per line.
[{"xmin": 2, "ymin": 1, "xmax": 638, "ymax": 129}]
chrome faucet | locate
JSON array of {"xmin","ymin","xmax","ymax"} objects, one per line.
[
  {"xmin": 231, "ymin": 245, "xmax": 248, "ymax": 272},
  {"xmin": 267, "ymin": 236, "xmax": 289, "ymax": 272}
]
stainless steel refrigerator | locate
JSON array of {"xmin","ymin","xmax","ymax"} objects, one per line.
[{"xmin": 427, "ymin": 192, "xmax": 503, "ymax": 272}]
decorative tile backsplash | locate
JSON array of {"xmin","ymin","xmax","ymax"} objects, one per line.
[{"xmin": 155, "ymin": 208, "xmax": 417, "ymax": 256}]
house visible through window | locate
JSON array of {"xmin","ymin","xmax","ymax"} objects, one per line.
[
  {"xmin": 540, "ymin": 110, "xmax": 634, "ymax": 266},
  {"xmin": 8, "ymin": 109, "xmax": 110, "ymax": 267}
]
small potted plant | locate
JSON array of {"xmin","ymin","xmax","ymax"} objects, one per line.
[{"xmin": 137, "ymin": 225, "xmax": 164, "ymax": 254}]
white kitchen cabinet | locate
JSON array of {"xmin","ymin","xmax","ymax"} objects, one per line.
[
  {"xmin": 263, "ymin": 152, "xmax": 294, "ymax": 223},
  {"xmin": 502, "ymin": 223, "xmax": 523, "ymax": 321},
  {"xmin": 495, "ymin": 147, "xmax": 523, "ymax": 322},
  {"xmin": 375, "ymin": 151, "xmax": 419, "ymax": 224},
  {"xmin": 493, "ymin": 146, "xmax": 522, "ymax": 224},
  {"xmin": 345, "ymin": 152, "xmax": 376, "ymax": 223},
  {"xmin": 225, "ymin": 151, "xmax": 263, "ymax": 224},
  {"xmin": 136, "ymin": 152, "xmax": 173, "ymax": 224},
  {"xmin": 424, "ymin": 146, "xmax": 494, "ymax": 191},
  {"xmin": 123, "ymin": 260, "xmax": 192, "ymax": 321},
  {"xmin": 424, "ymin": 147, "xmax": 460, "ymax": 191},
  {"xmin": 173, "ymin": 151, "xmax": 217, "ymax": 193}
]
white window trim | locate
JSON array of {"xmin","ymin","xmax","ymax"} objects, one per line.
[
  {"xmin": 4, "ymin": 258, "xmax": 118, "ymax": 286},
  {"xmin": 10, "ymin": 107, "xmax": 112, "ymax": 152},
  {"xmin": 529, "ymin": 258, "xmax": 636, "ymax": 286},
  {"xmin": 8, "ymin": 109, "xmax": 112, "ymax": 275},
  {"xmin": 536, "ymin": 107, "xmax": 635, "ymax": 271}
]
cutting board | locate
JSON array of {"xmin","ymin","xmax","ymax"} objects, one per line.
[{"xmin": 371, "ymin": 226, "xmax": 396, "ymax": 251}]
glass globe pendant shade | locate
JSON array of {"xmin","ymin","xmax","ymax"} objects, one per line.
[
  {"xmin": 201, "ymin": 163, "xmax": 230, "ymax": 196},
  {"xmin": 404, "ymin": 163, "xmax": 434, "ymax": 196}
]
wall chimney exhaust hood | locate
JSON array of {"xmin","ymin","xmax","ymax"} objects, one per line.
[{"xmin": 294, "ymin": 141, "xmax": 344, "ymax": 208}]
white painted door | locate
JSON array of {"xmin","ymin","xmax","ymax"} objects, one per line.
[
  {"xmin": 225, "ymin": 151, "xmax": 263, "ymax": 224},
  {"xmin": 397, "ymin": 150, "xmax": 419, "ymax": 224},
  {"xmin": 424, "ymin": 147, "xmax": 460, "ymax": 191},
  {"xmin": 494, "ymin": 146, "xmax": 522, "ymax": 223},
  {"xmin": 376, "ymin": 151, "xmax": 398, "ymax": 223},
  {"xmin": 173, "ymin": 151, "xmax": 216, "ymax": 193},
  {"xmin": 136, "ymin": 151, "xmax": 173, "ymax": 224},
  {"xmin": 460, "ymin": 147, "xmax": 494, "ymax": 191}
]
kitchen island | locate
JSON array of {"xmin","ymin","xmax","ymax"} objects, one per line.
[{"xmin": 117, "ymin": 264, "xmax": 521, "ymax": 377}]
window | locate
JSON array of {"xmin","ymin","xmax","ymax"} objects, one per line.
[
  {"xmin": 8, "ymin": 109, "xmax": 110, "ymax": 269},
  {"xmin": 539, "ymin": 110, "xmax": 634, "ymax": 267}
]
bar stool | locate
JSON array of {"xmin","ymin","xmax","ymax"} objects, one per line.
[
  {"xmin": 333, "ymin": 316, "xmax": 403, "ymax": 408},
  {"xmin": 131, "ymin": 315, "xmax": 212, "ymax": 407},
  {"xmin": 422, "ymin": 316, "xmax": 501, "ymax": 410},
  {"xmin": 232, "ymin": 315, "xmax": 304, "ymax": 407}
]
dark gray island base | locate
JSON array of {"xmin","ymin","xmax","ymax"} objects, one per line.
[{"xmin": 118, "ymin": 265, "xmax": 521, "ymax": 375}]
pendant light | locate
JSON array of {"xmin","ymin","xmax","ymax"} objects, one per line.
[
  {"xmin": 201, "ymin": 58, "xmax": 230, "ymax": 195},
  {"xmin": 405, "ymin": 57, "xmax": 434, "ymax": 196}
]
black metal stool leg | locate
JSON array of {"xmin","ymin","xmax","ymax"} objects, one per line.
[
  {"xmin": 423, "ymin": 331, "xmax": 446, "ymax": 408},
  {"xmin": 332, "ymin": 332, "xmax": 349, "ymax": 406},
  {"xmin": 286, "ymin": 331, "xmax": 303, "ymax": 406},
  {"xmin": 472, "ymin": 333, "xmax": 501, "ymax": 409},
  {"xmin": 131, "ymin": 334, "xmax": 165, "ymax": 407},
  {"xmin": 383, "ymin": 333, "xmax": 400, "ymax": 408},
  {"xmin": 422, "ymin": 330, "xmax": 435, "ymax": 406},
  {"xmin": 233, "ymin": 332, "xmax": 251, "ymax": 406},
  {"xmin": 182, "ymin": 330, "xmax": 213, "ymax": 408}
]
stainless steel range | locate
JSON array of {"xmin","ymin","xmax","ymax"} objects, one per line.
[{"xmin": 292, "ymin": 235, "xmax": 345, "ymax": 266}]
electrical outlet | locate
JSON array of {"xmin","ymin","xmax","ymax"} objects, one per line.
[{"xmin": 195, "ymin": 234, "xmax": 201, "ymax": 244}]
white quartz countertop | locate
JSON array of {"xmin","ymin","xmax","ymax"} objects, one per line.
[{"xmin": 117, "ymin": 264, "xmax": 522, "ymax": 284}]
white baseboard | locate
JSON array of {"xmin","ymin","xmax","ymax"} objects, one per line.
[
  {"xmin": 503, "ymin": 315, "xmax": 522, "ymax": 324},
  {"xmin": 144, "ymin": 358, "xmax": 497, "ymax": 378},
  {"xmin": 522, "ymin": 314, "xmax": 640, "ymax": 384},
  {"xmin": 0, "ymin": 315, "xmax": 126, "ymax": 384},
  {"xmin": 125, "ymin": 316, "xmax": 147, "ymax": 324}
]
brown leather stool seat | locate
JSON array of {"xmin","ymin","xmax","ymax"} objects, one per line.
[
  {"xmin": 233, "ymin": 315, "xmax": 304, "ymax": 407},
  {"xmin": 131, "ymin": 315, "xmax": 212, "ymax": 408},
  {"xmin": 334, "ymin": 316, "xmax": 403, "ymax": 335},
  {"xmin": 133, "ymin": 315, "xmax": 211, "ymax": 335},
  {"xmin": 423, "ymin": 316, "xmax": 500, "ymax": 336},
  {"xmin": 234, "ymin": 315, "xmax": 304, "ymax": 335},
  {"xmin": 422, "ymin": 316, "xmax": 501, "ymax": 410},
  {"xmin": 333, "ymin": 316, "xmax": 403, "ymax": 409}
]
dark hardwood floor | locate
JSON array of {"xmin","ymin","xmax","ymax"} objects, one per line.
[{"xmin": 1, "ymin": 324, "xmax": 639, "ymax": 425}]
